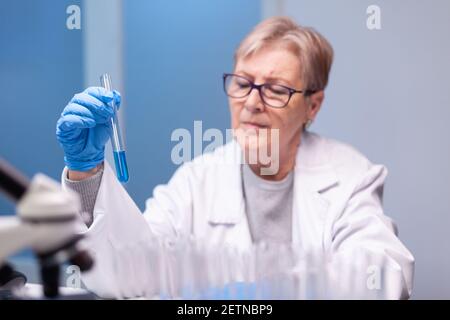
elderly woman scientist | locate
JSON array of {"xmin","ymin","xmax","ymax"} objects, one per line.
[{"xmin": 56, "ymin": 17, "xmax": 414, "ymax": 298}]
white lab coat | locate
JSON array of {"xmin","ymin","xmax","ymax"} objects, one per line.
[{"xmin": 62, "ymin": 131, "xmax": 414, "ymax": 299}]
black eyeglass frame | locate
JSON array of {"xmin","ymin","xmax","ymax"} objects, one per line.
[{"xmin": 222, "ymin": 73, "xmax": 317, "ymax": 108}]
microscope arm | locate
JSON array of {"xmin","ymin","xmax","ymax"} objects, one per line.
[{"xmin": 0, "ymin": 216, "xmax": 80, "ymax": 265}]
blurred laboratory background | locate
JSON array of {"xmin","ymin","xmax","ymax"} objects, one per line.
[{"xmin": 0, "ymin": 0, "xmax": 449, "ymax": 299}]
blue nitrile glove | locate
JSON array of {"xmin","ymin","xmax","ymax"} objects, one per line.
[{"xmin": 56, "ymin": 87, "xmax": 121, "ymax": 171}]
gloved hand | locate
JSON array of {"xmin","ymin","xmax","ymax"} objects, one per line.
[{"xmin": 56, "ymin": 87, "xmax": 121, "ymax": 171}]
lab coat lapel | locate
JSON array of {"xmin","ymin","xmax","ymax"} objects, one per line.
[
  {"xmin": 292, "ymin": 131, "xmax": 339, "ymax": 250},
  {"xmin": 207, "ymin": 141, "xmax": 245, "ymax": 225},
  {"xmin": 206, "ymin": 141, "xmax": 251, "ymax": 248}
]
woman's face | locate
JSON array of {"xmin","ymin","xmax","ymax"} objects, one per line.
[{"xmin": 229, "ymin": 46, "xmax": 321, "ymax": 172}]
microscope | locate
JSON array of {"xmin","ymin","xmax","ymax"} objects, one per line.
[{"xmin": 0, "ymin": 158, "xmax": 94, "ymax": 299}]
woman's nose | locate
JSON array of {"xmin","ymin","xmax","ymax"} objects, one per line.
[{"xmin": 244, "ymin": 88, "xmax": 265, "ymax": 113}]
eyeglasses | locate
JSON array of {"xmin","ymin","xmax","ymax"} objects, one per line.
[{"xmin": 223, "ymin": 73, "xmax": 316, "ymax": 108}]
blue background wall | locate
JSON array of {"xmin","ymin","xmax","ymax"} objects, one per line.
[{"xmin": 0, "ymin": 0, "xmax": 83, "ymax": 214}]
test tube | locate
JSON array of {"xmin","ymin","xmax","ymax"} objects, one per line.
[{"xmin": 100, "ymin": 73, "xmax": 129, "ymax": 183}]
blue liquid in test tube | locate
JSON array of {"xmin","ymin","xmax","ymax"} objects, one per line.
[{"xmin": 100, "ymin": 73, "xmax": 129, "ymax": 183}]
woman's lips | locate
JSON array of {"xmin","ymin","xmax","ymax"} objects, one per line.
[{"xmin": 241, "ymin": 122, "xmax": 269, "ymax": 130}]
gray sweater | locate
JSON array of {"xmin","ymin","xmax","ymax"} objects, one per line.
[{"xmin": 241, "ymin": 164, "xmax": 293, "ymax": 243}]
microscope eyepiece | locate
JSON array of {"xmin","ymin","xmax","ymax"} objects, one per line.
[{"xmin": 0, "ymin": 158, "xmax": 30, "ymax": 202}]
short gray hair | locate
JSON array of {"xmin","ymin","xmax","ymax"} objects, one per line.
[{"xmin": 234, "ymin": 16, "xmax": 334, "ymax": 91}]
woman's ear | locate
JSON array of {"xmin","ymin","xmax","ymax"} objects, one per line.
[{"xmin": 307, "ymin": 90, "xmax": 324, "ymax": 121}]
